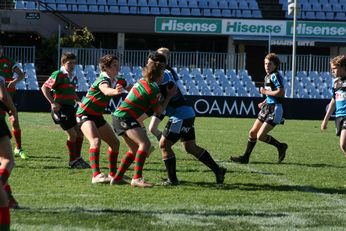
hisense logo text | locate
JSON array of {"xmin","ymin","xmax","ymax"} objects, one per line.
[{"xmin": 161, "ymin": 20, "xmax": 217, "ymax": 32}]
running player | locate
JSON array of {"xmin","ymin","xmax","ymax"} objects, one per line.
[
  {"xmin": 76, "ymin": 54, "xmax": 123, "ymax": 184},
  {"xmin": 41, "ymin": 52, "xmax": 89, "ymax": 169},
  {"xmin": 0, "ymin": 45, "xmax": 28, "ymax": 160},
  {"xmin": 0, "ymin": 73, "xmax": 19, "ymax": 209},
  {"xmin": 230, "ymin": 53, "xmax": 288, "ymax": 164},
  {"xmin": 111, "ymin": 52, "xmax": 176, "ymax": 188},
  {"xmin": 321, "ymin": 55, "xmax": 346, "ymax": 158}
]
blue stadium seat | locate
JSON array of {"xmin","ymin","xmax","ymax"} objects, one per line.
[
  {"xmin": 97, "ymin": 0, "xmax": 107, "ymax": 4},
  {"xmin": 190, "ymin": 8, "xmax": 201, "ymax": 16},
  {"xmin": 221, "ymin": 9, "xmax": 232, "ymax": 17},
  {"xmin": 219, "ymin": 0, "xmax": 228, "ymax": 9},
  {"xmin": 209, "ymin": 0, "xmax": 218, "ymax": 8},
  {"xmin": 76, "ymin": 0, "xmax": 87, "ymax": 4},
  {"xmin": 202, "ymin": 9, "xmax": 211, "ymax": 16},
  {"xmin": 138, "ymin": 0, "xmax": 148, "ymax": 6},
  {"xmin": 109, "ymin": 5, "xmax": 119, "ymax": 12},
  {"xmin": 322, "ymin": 3, "xmax": 332, "ymax": 11},
  {"xmin": 56, "ymin": 0, "xmax": 66, "ymax": 4},
  {"xmin": 242, "ymin": 10, "xmax": 252, "ymax": 17},
  {"xmin": 127, "ymin": 0, "xmax": 137, "ymax": 6},
  {"xmin": 119, "ymin": 6, "xmax": 129, "ymax": 13},
  {"xmin": 248, "ymin": 0, "xmax": 258, "ymax": 10},
  {"xmin": 311, "ymin": 3, "xmax": 322, "ymax": 11},
  {"xmin": 304, "ymin": 11, "xmax": 315, "ymax": 19},
  {"xmin": 239, "ymin": 1, "xmax": 249, "ymax": 9},
  {"xmin": 178, "ymin": 0, "xmax": 188, "ymax": 8},
  {"xmin": 171, "ymin": 7, "xmax": 181, "ymax": 15},
  {"xmin": 26, "ymin": 1, "xmax": 37, "ymax": 9},
  {"xmin": 66, "ymin": 0, "xmax": 76, "ymax": 4},
  {"xmin": 252, "ymin": 10, "xmax": 262, "ymax": 18},
  {"xmin": 228, "ymin": 1, "xmax": 237, "ymax": 9},
  {"xmin": 332, "ymin": 3, "xmax": 343, "ymax": 12},
  {"xmin": 148, "ymin": 0, "xmax": 157, "ymax": 6},
  {"xmin": 160, "ymin": 7, "xmax": 170, "ymax": 14},
  {"xmin": 181, "ymin": 8, "xmax": 190, "ymax": 16},
  {"xmin": 335, "ymin": 12, "xmax": 346, "ymax": 20},
  {"xmin": 139, "ymin": 6, "xmax": 150, "ymax": 14},
  {"xmin": 211, "ymin": 9, "xmax": 221, "ymax": 17},
  {"xmin": 87, "ymin": 0, "xmax": 97, "ymax": 4},
  {"xmin": 199, "ymin": 0, "xmax": 208, "ymax": 8},
  {"xmin": 89, "ymin": 5, "xmax": 99, "ymax": 12},
  {"xmin": 77, "ymin": 4, "xmax": 88, "ymax": 11},
  {"xmin": 107, "ymin": 0, "xmax": 117, "ymax": 6},
  {"xmin": 188, "ymin": 0, "xmax": 198, "ymax": 8},
  {"xmin": 158, "ymin": 0, "xmax": 167, "ymax": 7},
  {"xmin": 129, "ymin": 6, "xmax": 138, "ymax": 13},
  {"xmin": 315, "ymin": 11, "xmax": 326, "ymax": 20},
  {"xmin": 150, "ymin": 7, "xmax": 160, "ymax": 14},
  {"xmin": 57, "ymin": 4, "xmax": 68, "ymax": 10},
  {"xmin": 15, "ymin": 1, "xmax": 26, "ymax": 9},
  {"xmin": 168, "ymin": 0, "xmax": 178, "ymax": 7}
]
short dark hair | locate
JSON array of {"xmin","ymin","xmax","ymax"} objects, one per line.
[
  {"xmin": 147, "ymin": 51, "xmax": 167, "ymax": 64},
  {"xmin": 61, "ymin": 52, "xmax": 76, "ymax": 64},
  {"xmin": 265, "ymin": 53, "xmax": 281, "ymax": 67},
  {"xmin": 99, "ymin": 54, "xmax": 119, "ymax": 71}
]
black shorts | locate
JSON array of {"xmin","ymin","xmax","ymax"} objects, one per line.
[
  {"xmin": 0, "ymin": 119, "xmax": 11, "ymax": 138},
  {"xmin": 76, "ymin": 114, "xmax": 107, "ymax": 128},
  {"xmin": 335, "ymin": 116, "xmax": 346, "ymax": 136},
  {"xmin": 51, "ymin": 104, "xmax": 77, "ymax": 130},
  {"xmin": 257, "ymin": 104, "xmax": 284, "ymax": 126},
  {"xmin": 112, "ymin": 116, "xmax": 141, "ymax": 136},
  {"xmin": 162, "ymin": 117, "xmax": 195, "ymax": 144}
]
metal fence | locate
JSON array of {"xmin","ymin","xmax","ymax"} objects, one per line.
[
  {"xmin": 61, "ymin": 47, "xmax": 247, "ymax": 71},
  {"xmin": 278, "ymin": 54, "xmax": 331, "ymax": 73},
  {"xmin": 3, "ymin": 46, "xmax": 36, "ymax": 65},
  {"xmin": 3, "ymin": 45, "xmax": 332, "ymax": 73}
]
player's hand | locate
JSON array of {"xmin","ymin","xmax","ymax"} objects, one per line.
[
  {"xmin": 258, "ymin": 100, "xmax": 265, "ymax": 109},
  {"xmin": 7, "ymin": 80, "xmax": 17, "ymax": 89},
  {"xmin": 51, "ymin": 102, "xmax": 61, "ymax": 112},
  {"xmin": 320, "ymin": 121, "xmax": 327, "ymax": 131},
  {"xmin": 114, "ymin": 84, "xmax": 123, "ymax": 95},
  {"xmin": 259, "ymin": 87, "xmax": 267, "ymax": 95},
  {"xmin": 166, "ymin": 85, "xmax": 177, "ymax": 98}
]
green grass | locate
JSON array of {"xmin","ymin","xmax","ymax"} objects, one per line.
[{"xmin": 9, "ymin": 112, "xmax": 346, "ymax": 230}]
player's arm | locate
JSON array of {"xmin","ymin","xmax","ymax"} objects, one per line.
[
  {"xmin": 7, "ymin": 66, "xmax": 25, "ymax": 89},
  {"xmin": 152, "ymin": 85, "xmax": 176, "ymax": 115},
  {"xmin": 0, "ymin": 80, "xmax": 16, "ymax": 117},
  {"xmin": 260, "ymin": 86, "xmax": 284, "ymax": 97},
  {"xmin": 321, "ymin": 98, "xmax": 335, "ymax": 131},
  {"xmin": 99, "ymin": 82, "xmax": 123, "ymax": 96},
  {"xmin": 41, "ymin": 84, "xmax": 61, "ymax": 112}
]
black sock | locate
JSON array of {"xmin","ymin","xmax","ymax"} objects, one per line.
[
  {"xmin": 164, "ymin": 156, "xmax": 178, "ymax": 182},
  {"xmin": 265, "ymin": 135, "xmax": 281, "ymax": 148},
  {"xmin": 198, "ymin": 150, "xmax": 219, "ymax": 174},
  {"xmin": 243, "ymin": 138, "xmax": 257, "ymax": 158}
]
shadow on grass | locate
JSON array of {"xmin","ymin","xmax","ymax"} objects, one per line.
[
  {"xmin": 250, "ymin": 161, "xmax": 346, "ymax": 169},
  {"xmin": 230, "ymin": 183, "xmax": 346, "ymax": 194},
  {"xmin": 14, "ymin": 206, "xmax": 288, "ymax": 218}
]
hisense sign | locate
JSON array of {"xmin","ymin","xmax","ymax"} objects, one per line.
[
  {"xmin": 155, "ymin": 17, "xmax": 346, "ymax": 39},
  {"xmin": 155, "ymin": 17, "xmax": 222, "ymax": 34},
  {"xmin": 222, "ymin": 20, "xmax": 286, "ymax": 36}
]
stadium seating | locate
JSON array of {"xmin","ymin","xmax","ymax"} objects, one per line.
[{"xmin": 19, "ymin": 0, "xmax": 263, "ymax": 18}]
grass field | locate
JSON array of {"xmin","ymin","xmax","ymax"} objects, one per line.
[{"xmin": 8, "ymin": 112, "xmax": 346, "ymax": 230}]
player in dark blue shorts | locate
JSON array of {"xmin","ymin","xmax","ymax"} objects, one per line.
[
  {"xmin": 230, "ymin": 53, "xmax": 288, "ymax": 164},
  {"xmin": 149, "ymin": 49, "xmax": 226, "ymax": 185},
  {"xmin": 321, "ymin": 55, "xmax": 346, "ymax": 158}
]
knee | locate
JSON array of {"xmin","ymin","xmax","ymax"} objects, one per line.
[
  {"xmin": 248, "ymin": 129, "xmax": 257, "ymax": 139},
  {"xmin": 90, "ymin": 137, "xmax": 101, "ymax": 149},
  {"xmin": 257, "ymin": 133, "xmax": 267, "ymax": 142}
]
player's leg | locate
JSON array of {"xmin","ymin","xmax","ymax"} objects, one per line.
[
  {"xmin": 257, "ymin": 122, "xmax": 287, "ymax": 163},
  {"xmin": 148, "ymin": 115, "xmax": 163, "ymax": 141},
  {"xmin": 125, "ymin": 127, "xmax": 153, "ymax": 187},
  {"xmin": 0, "ymin": 182, "xmax": 10, "ymax": 231},
  {"xmin": 99, "ymin": 122, "xmax": 120, "ymax": 178},
  {"xmin": 230, "ymin": 119, "xmax": 262, "ymax": 164},
  {"xmin": 111, "ymin": 136, "xmax": 137, "ymax": 185},
  {"xmin": 339, "ymin": 129, "xmax": 346, "ymax": 158},
  {"xmin": 11, "ymin": 113, "xmax": 28, "ymax": 160},
  {"xmin": 159, "ymin": 136, "xmax": 179, "ymax": 185},
  {"xmin": 183, "ymin": 140, "xmax": 226, "ymax": 184},
  {"xmin": 80, "ymin": 120, "xmax": 106, "ymax": 183}
]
